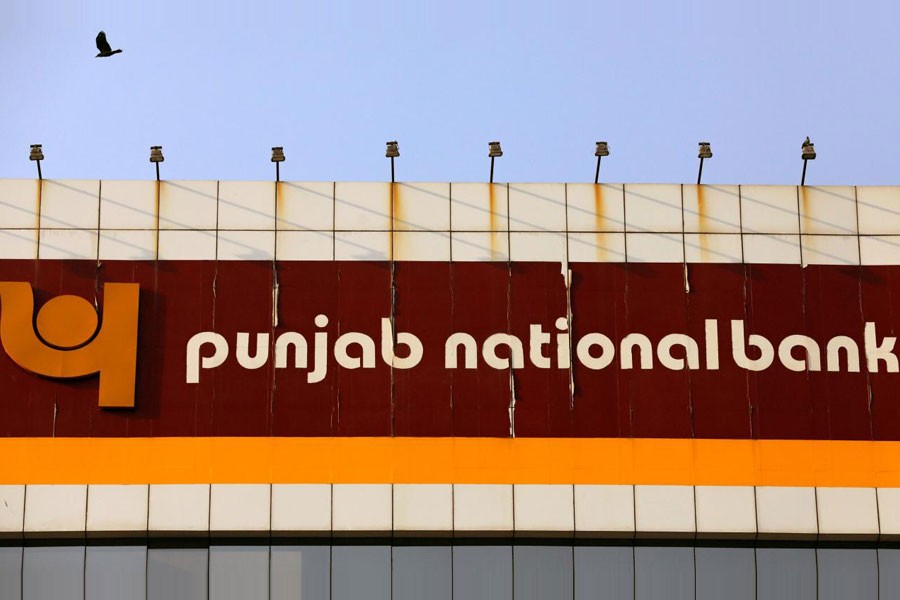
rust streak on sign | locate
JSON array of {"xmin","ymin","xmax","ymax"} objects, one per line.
[
  {"xmin": 593, "ymin": 185, "xmax": 605, "ymax": 261},
  {"xmin": 1, "ymin": 437, "xmax": 900, "ymax": 486},
  {"xmin": 275, "ymin": 181, "xmax": 285, "ymax": 229},
  {"xmin": 390, "ymin": 182, "xmax": 398, "ymax": 260}
]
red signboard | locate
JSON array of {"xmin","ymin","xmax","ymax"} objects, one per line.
[{"xmin": 0, "ymin": 259, "xmax": 896, "ymax": 441}]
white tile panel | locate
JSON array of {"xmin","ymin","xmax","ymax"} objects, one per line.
[
  {"xmin": 271, "ymin": 484, "xmax": 331, "ymax": 533},
  {"xmin": 148, "ymin": 484, "xmax": 210, "ymax": 533},
  {"xmin": 393, "ymin": 231, "xmax": 451, "ymax": 261},
  {"xmin": 277, "ymin": 181, "xmax": 334, "ymax": 231},
  {"xmin": 877, "ymin": 488, "xmax": 900, "ymax": 537},
  {"xmin": 684, "ymin": 234, "xmax": 743, "ymax": 263},
  {"xmin": 334, "ymin": 231, "xmax": 391, "ymax": 261},
  {"xmin": 0, "ymin": 229, "xmax": 38, "ymax": 259},
  {"xmin": 276, "ymin": 230, "xmax": 334, "ymax": 261},
  {"xmin": 158, "ymin": 180, "xmax": 218, "ymax": 230},
  {"xmin": 740, "ymin": 185, "xmax": 799, "ymax": 234},
  {"xmin": 0, "ymin": 179, "xmax": 39, "ymax": 228},
  {"xmin": 450, "ymin": 183, "xmax": 509, "ymax": 232},
  {"xmin": 816, "ymin": 487, "xmax": 878, "ymax": 538},
  {"xmin": 393, "ymin": 484, "xmax": 453, "ymax": 533},
  {"xmin": 217, "ymin": 230, "xmax": 275, "ymax": 260},
  {"xmin": 334, "ymin": 182, "xmax": 391, "ymax": 231},
  {"xmin": 217, "ymin": 181, "xmax": 275, "ymax": 230},
  {"xmin": 99, "ymin": 180, "xmax": 157, "ymax": 229},
  {"xmin": 157, "ymin": 230, "xmax": 217, "ymax": 260},
  {"xmin": 859, "ymin": 236, "xmax": 900, "ymax": 266},
  {"xmin": 634, "ymin": 485, "xmax": 695, "ymax": 536},
  {"xmin": 694, "ymin": 486, "xmax": 756, "ymax": 537},
  {"xmin": 624, "ymin": 184, "xmax": 682, "ymax": 232},
  {"xmin": 756, "ymin": 486, "xmax": 817, "ymax": 537},
  {"xmin": 568, "ymin": 232, "xmax": 626, "ymax": 262},
  {"xmin": 626, "ymin": 232, "xmax": 684, "ymax": 263},
  {"xmin": 574, "ymin": 485, "xmax": 634, "ymax": 536},
  {"xmin": 99, "ymin": 230, "xmax": 156, "ymax": 260},
  {"xmin": 86, "ymin": 485, "xmax": 148, "ymax": 533},
  {"xmin": 38, "ymin": 229, "xmax": 97, "ymax": 260},
  {"xmin": 513, "ymin": 485, "xmax": 574, "ymax": 534},
  {"xmin": 393, "ymin": 182, "xmax": 450, "ymax": 231},
  {"xmin": 857, "ymin": 186, "xmax": 900, "ymax": 235},
  {"xmin": 24, "ymin": 485, "xmax": 87, "ymax": 534},
  {"xmin": 332, "ymin": 484, "xmax": 392, "ymax": 533},
  {"xmin": 39, "ymin": 179, "xmax": 99, "ymax": 229},
  {"xmin": 742, "ymin": 234, "xmax": 801, "ymax": 264},
  {"xmin": 683, "ymin": 185, "xmax": 741, "ymax": 233},
  {"xmin": 509, "ymin": 232, "xmax": 567, "ymax": 262},
  {"xmin": 801, "ymin": 235, "xmax": 860, "ymax": 266},
  {"xmin": 0, "ymin": 486, "xmax": 25, "ymax": 535},
  {"xmin": 451, "ymin": 231, "xmax": 509, "ymax": 262},
  {"xmin": 454, "ymin": 484, "xmax": 514, "ymax": 533},
  {"xmin": 799, "ymin": 186, "xmax": 857, "ymax": 235},
  {"xmin": 508, "ymin": 183, "xmax": 566, "ymax": 232},
  {"xmin": 209, "ymin": 484, "xmax": 271, "ymax": 533},
  {"xmin": 566, "ymin": 183, "xmax": 625, "ymax": 232}
]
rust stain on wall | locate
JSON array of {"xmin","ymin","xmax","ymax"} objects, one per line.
[
  {"xmin": 800, "ymin": 185, "xmax": 810, "ymax": 233},
  {"xmin": 489, "ymin": 183, "xmax": 499, "ymax": 258},
  {"xmin": 593, "ymin": 184, "xmax": 604, "ymax": 232},
  {"xmin": 391, "ymin": 182, "xmax": 401, "ymax": 260}
]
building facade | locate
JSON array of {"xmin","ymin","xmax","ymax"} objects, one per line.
[{"xmin": 1, "ymin": 179, "xmax": 899, "ymax": 598}]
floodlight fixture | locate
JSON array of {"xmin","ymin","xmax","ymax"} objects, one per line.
[
  {"xmin": 385, "ymin": 141, "xmax": 399, "ymax": 183},
  {"xmin": 271, "ymin": 146, "xmax": 285, "ymax": 182},
  {"xmin": 29, "ymin": 144, "xmax": 44, "ymax": 180},
  {"xmin": 697, "ymin": 141, "xmax": 712, "ymax": 184},
  {"xmin": 801, "ymin": 137, "xmax": 816, "ymax": 186},
  {"xmin": 488, "ymin": 141, "xmax": 502, "ymax": 183},
  {"xmin": 149, "ymin": 146, "xmax": 164, "ymax": 181},
  {"xmin": 594, "ymin": 141, "xmax": 609, "ymax": 184}
]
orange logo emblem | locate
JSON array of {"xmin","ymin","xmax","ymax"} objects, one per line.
[{"xmin": 0, "ymin": 282, "xmax": 140, "ymax": 408}]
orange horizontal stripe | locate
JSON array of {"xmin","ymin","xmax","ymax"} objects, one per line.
[{"xmin": 1, "ymin": 437, "xmax": 899, "ymax": 487}]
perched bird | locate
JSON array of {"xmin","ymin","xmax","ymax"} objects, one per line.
[
  {"xmin": 95, "ymin": 31, "xmax": 122, "ymax": 58},
  {"xmin": 802, "ymin": 136, "xmax": 811, "ymax": 148}
]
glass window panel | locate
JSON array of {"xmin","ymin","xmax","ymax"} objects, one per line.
[
  {"xmin": 393, "ymin": 546, "xmax": 451, "ymax": 600},
  {"xmin": 271, "ymin": 545, "xmax": 331, "ymax": 600},
  {"xmin": 86, "ymin": 546, "xmax": 146, "ymax": 600},
  {"xmin": 575, "ymin": 546, "xmax": 633, "ymax": 600},
  {"xmin": 880, "ymin": 549, "xmax": 900, "ymax": 598},
  {"xmin": 23, "ymin": 545, "xmax": 85, "ymax": 600},
  {"xmin": 453, "ymin": 545, "xmax": 512, "ymax": 600},
  {"xmin": 696, "ymin": 547, "xmax": 754, "ymax": 600},
  {"xmin": 210, "ymin": 546, "xmax": 269, "ymax": 600},
  {"xmin": 818, "ymin": 548, "xmax": 877, "ymax": 600},
  {"xmin": 147, "ymin": 547, "xmax": 208, "ymax": 600},
  {"xmin": 757, "ymin": 547, "xmax": 816, "ymax": 600},
  {"xmin": 634, "ymin": 546, "xmax": 694, "ymax": 600},
  {"xmin": 0, "ymin": 547, "xmax": 22, "ymax": 600},
  {"xmin": 331, "ymin": 545, "xmax": 390, "ymax": 600},
  {"xmin": 514, "ymin": 546, "xmax": 573, "ymax": 600}
]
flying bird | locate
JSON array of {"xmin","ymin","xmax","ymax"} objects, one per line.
[{"xmin": 95, "ymin": 31, "xmax": 122, "ymax": 58}]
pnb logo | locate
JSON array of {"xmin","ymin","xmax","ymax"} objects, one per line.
[{"xmin": 0, "ymin": 282, "xmax": 140, "ymax": 408}]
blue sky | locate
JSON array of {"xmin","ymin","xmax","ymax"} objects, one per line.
[{"xmin": 1, "ymin": 0, "xmax": 898, "ymax": 184}]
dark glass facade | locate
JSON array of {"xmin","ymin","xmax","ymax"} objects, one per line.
[{"xmin": 0, "ymin": 542, "xmax": 896, "ymax": 599}]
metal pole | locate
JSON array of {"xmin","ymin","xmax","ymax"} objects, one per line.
[
  {"xmin": 697, "ymin": 157, "xmax": 704, "ymax": 185},
  {"xmin": 801, "ymin": 159, "xmax": 808, "ymax": 186},
  {"xmin": 490, "ymin": 156, "xmax": 495, "ymax": 184},
  {"xmin": 391, "ymin": 157, "xmax": 395, "ymax": 184},
  {"xmin": 155, "ymin": 162, "xmax": 160, "ymax": 182},
  {"xmin": 594, "ymin": 156, "xmax": 601, "ymax": 185},
  {"xmin": 36, "ymin": 161, "xmax": 42, "ymax": 181},
  {"xmin": 276, "ymin": 162, "xmax": 280, "ymax": 183}
]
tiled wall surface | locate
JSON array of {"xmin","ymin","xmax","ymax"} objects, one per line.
[
  {"xmin": 0, "ymin": 483, "xmax": 897, "ymax": 539},
  {"xmin": 2, "ymin": 180, "xmax": 899, "ymax": 263}
]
